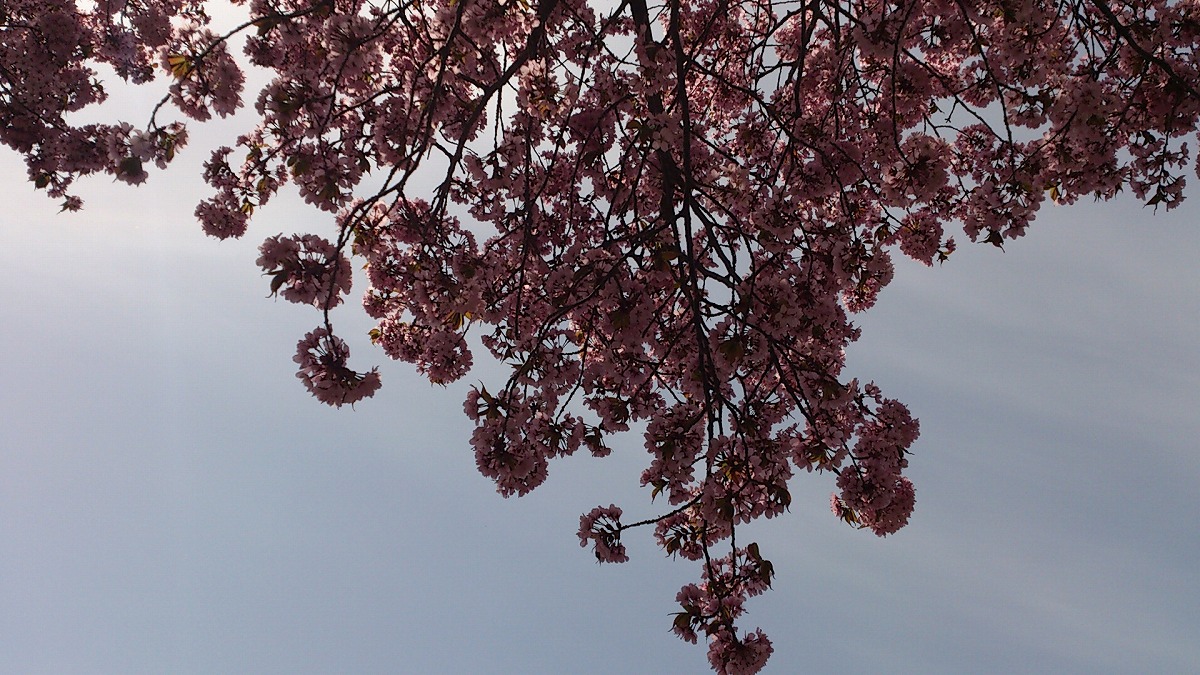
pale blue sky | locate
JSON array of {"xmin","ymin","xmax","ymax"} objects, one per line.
[{"xmin": 2, "ymin": 18, "xmax": 1200, "ymax": 674}]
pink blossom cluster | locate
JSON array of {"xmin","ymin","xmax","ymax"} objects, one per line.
[
  {"xmin": 7, "ymin": 0, "xmax": 1200, "ymax": 671},
  {"xmin": 831, "ymin": 396, "xmax": 920, "ymax": 536},
  {"xmin": 577, "ymin": 504, "xmax": 629, "ymax": 563},
  {"xmin": 672, "ymin": 546, "xmax": 775, "ymax": 674},
  {"xmin": 293, "ymin": 327, "xmax": 380, "ymax": 407},
  {"xmin": 257, "ymin": 233, "xmax": 351, "ymax": 308}
]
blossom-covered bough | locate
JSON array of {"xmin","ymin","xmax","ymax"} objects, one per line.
[{"xmin": 4, "ymin": 0, "xmax": 1198, "ymax": 671}]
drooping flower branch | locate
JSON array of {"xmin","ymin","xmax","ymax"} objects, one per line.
[{"xmin": 5, "ymin": 0, "xmax": 1199, "ymax": 671}]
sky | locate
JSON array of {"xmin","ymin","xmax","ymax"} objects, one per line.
[{"xmin": 3, "ymin": 18, "xmax": 1200, "ymax": 675}]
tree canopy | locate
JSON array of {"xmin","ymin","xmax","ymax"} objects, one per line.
[{"xmin": 4, "ymin": 1, "xmax": 1198, "ymax": 671}]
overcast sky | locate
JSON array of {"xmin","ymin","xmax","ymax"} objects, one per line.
[{"xmin": 3, "ymin": 20, "xmax": 1200, "ymax": 675}]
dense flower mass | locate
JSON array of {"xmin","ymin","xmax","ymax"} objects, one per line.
[
  {"xmin": 257, "ymin": 233, "xmax": 352, "ymax": 308},
  {"xmin": 4, "ymin": 0, "xmax": 1199, "ymax": 671},
  {"xmin": 293, "ymin": 327, "xmax": 381, "ymax": 406},
  {"xmin": 578, "ymin": 504, "xmax": 630, "ymax": 563}
]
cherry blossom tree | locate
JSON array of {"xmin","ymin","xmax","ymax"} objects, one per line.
[{"xmin": 4, "ymin": 0, "xmax": 1198, "ymax": 671}]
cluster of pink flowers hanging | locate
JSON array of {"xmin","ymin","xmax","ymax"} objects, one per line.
[{"xmin": 5, "ymin": 0, "xmax": 1199, "ymax": 671}]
